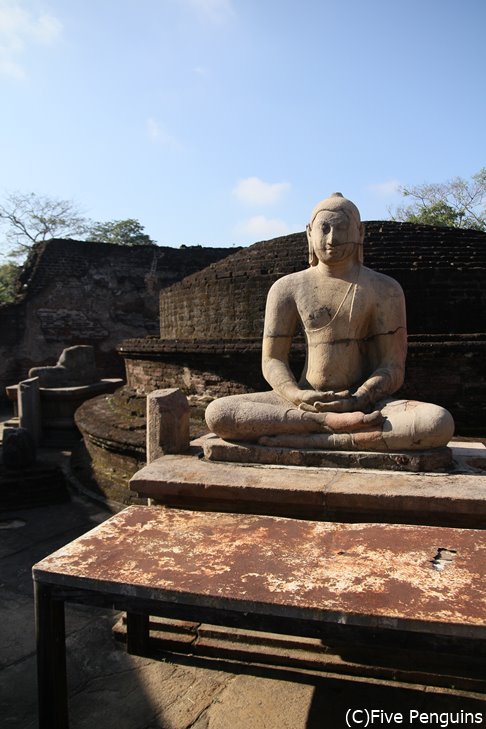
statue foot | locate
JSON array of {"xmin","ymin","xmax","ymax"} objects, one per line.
[
  {"xmin": 315, "ymin": 409, "xmax": 385, "ymax": 432},
  {"xmin": 258, "ymin": 427, "xmax": 387, "ymax": 451}
]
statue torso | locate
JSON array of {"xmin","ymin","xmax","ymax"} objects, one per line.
[{"xmin": 290, "ymin": 267, "xmax": 380, "ymax": 392}]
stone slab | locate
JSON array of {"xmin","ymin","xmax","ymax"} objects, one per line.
[
  {"xmin": 130, "ymin": 442, "xmax": 486, "ymax": 527},
  {"xmin": 202, "ymin": 435, "xmax": 453, "ymax": 472},
  {"xmin": 33, "ymin": 505, "xmax": 486, "ymax": 639}
]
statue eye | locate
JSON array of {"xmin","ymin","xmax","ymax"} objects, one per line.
[{"xmin": 321, "ymin": 223, "xmax": 331, "ymax": 234}]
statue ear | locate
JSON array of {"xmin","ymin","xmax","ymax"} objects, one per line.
[{"xmin": 306, "ymin": 224, "xmax": 318, "ymax": 266}]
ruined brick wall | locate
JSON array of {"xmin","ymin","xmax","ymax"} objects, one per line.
[
  {"xmin": 159, "ymin": 222, "xmax": 486, "ymax": 340},
  {"xmin": 0, "ymin": 239, "xmax": 237, "ymax": 396}
]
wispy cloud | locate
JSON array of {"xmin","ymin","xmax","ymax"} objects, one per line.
[
  {"xmin": 185, "ymin": 0, "xmax": 235, "ymax": 24},
  {"xmin": 367, "ymin": 180, "xmax": 401, "ymax": 197},
  {"xmin": 146, "ymin": 117, "xmax": 183, "ymax": 150},
  {"xmin": 233, "ymin": 177, "xmax": 291, "ymax": 206},
  {"xmin": 235, "ymin": 215, "xmax": 296, "ymax": 242},
  {"xmin": 0, "ymin": 0, "xmax": 62, "ymax": 80}
]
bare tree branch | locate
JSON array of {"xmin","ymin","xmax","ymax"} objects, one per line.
[{"xmin": 0, "ymin": 191, "xmax": 89, "ymax": 258}]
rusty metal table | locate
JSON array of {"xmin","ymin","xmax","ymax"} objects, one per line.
[{"xmin": 33, "ymin": 506, "xmax": 486, "ymax": 728}]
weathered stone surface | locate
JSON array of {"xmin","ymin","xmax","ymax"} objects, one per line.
[
  {"xmin": 33, "ymin": 506, "xmax": 486, "ymax": 639},
  {"xmin": 202, "ymin": 435, "xmax": 453, "ymax": 472},
  {"xmin": 146, "ymin": 388, "xmax": 190, "ymax": 461},
  {"xmin": 130, "ymin": 441, "xmax": 486, "ymax": 527},
  {"xmin": 40, "ymin": 379, "xmax": 123, "ymax": 429},
  {"xmin": 0, "ymin": 239, "xmax": 237, "ymax": 398},
  {"xmin": 29, "ymin": 344, "xmax": 98, "ymax": 387}
]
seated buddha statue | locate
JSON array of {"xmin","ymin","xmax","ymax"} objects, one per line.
[{"xmin": 205, "ymin": 193, "xmax": 454, "ymax": 452}]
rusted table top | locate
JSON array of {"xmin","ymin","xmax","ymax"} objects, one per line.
[{"xmin": 33, "ymin": 506, "xmax": 486, "ymax": 638}]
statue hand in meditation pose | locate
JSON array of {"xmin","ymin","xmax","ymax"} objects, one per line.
[{"xmin": 205, "ymin": 193, "xmax": 454, "ymax": 451}]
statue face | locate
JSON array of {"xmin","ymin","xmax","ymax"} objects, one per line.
[{"xmin": 307, "ymin": 209, "xmax": 361, "ymax": 265}]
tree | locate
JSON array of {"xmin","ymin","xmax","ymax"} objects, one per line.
[
  {"xmin": 87, "ymin": 219, "xmax": 156, "ymax": 246},
  {"xmin": 0, "ymin": 191, "xmax": 89, "ymax": 258},
  {"xmin": 391, "ymin": 168, "xmax": 486, "ymax": 231},
  {"xmin": 0, "ymin": 262, "xmax": 20, "ymax": 304}
]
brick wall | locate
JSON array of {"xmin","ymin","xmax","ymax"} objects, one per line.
[
  {"xmin": 0, "ymin": 239, "xmax": 237, "ymax": 396},
  {"xmin": 159, "ymin": 222, "xmax": 486, "ymax": 339}
]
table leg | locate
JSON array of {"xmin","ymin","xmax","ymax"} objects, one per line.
[
  {"xmin": 126, "ymin": 612, "xmax": 150, "ymax": 655},
  {"xmin": 34, "ymin": 581, "xmax": 68, "ymax": 729}
]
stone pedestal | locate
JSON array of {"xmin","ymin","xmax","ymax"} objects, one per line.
[
  {"xmin": 39, "ymin": 379, "xmax": 123, "ymax": 430},
  {"xmin": 6, "ymin": 378, "xmax": 122, "ymax": 432},
  {"xmin": 129, "ymin": 440, "xmax": 486, "ymax": 528},
  {"xmin": 202, "ymin": 435, "xmax": 453, "ymax": 473}
]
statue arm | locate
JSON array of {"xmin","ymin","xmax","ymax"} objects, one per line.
[
  {"xmin": 353, "ymin": 333, "xmax": 406, "ymax": 407},
  {"xmin": 262, "ymin": 277, "xmax": 330, "ymax": 407},
  {"xmin": 354, "ymin": 277, "xmax": 407, "ymax": 406},
  {"xmin": 261, "ymin": 279, "xmax": 302, "ymax": 404},
  {"xmin": 314, "ymin": 276, "xmax": 407, "ymax": 414}
]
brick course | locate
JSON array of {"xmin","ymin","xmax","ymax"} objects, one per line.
[{"xmin": 0, "ymin": 239, "xmax": 237, "ymax": 395}]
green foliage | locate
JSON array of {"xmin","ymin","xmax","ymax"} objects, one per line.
[
  {"xmin": 0, "ymin": 191, "xmax": 157, "ymax": 260},
  {"xmin": 391, "ymin": 168, "xmax": 486, "ymax": 231},
  {"xmin": 0, "ymin": 262, "xmax": 20, "ymax": 304},
  {"xmin": 0, "ymin": 191, "xmax": 89, "ymax": 258},
  {"xmin": 401, "ymin": 201, "xmax": 462, "ymax": 228},
  {"xmin": 87, "ymin": 219, "xmax": 156, "ymax": 246}
]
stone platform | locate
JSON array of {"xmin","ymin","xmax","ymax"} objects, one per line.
[
  {"xmin": 202, "ymin": 435, "xmax": 453, "ymax": 472},
  {"xmin": 6, "ymin": 378, "xmax": 123, "ymax": 431},
  {"xmin": 130, "ymin": 440, "xmax": 486, "ymax": 528}
]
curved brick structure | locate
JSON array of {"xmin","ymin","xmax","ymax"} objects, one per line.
[
  {"xmin": 157, "ymin": 222, "xmax": 486, "ymax": 340},
  {"xmin": 76, "ymin": 222, "xmax": 486, "ymax": 501}
]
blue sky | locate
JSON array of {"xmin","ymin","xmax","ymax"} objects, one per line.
[{"xmin": 1, "ymin": 0, "xmax": 485, "ymax": 250}]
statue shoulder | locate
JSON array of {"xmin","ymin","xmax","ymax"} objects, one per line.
[
  {"xmin": 267, "ymin": 270, "xmax": 307, "ymax": 298},
  {"xmin": 361, "ymin": 266, "xmax": 405, "ymax": 298}
]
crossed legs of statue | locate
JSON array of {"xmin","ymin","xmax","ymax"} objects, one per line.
[{"xmin": 205, "ymin": 391, "xmax": 455, "ymax": 452}]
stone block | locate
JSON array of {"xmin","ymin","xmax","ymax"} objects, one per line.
[
  {"xmin": 18, "ymin": 377, "xmax": 41, "ymax": 445},
  {"xmin": 130, "ymin": 441, "xmax": 486, "ymax": 528},
  {"xmin": 202, "ymin": 435, "xmax": 453, "ymax": 473},
  {"xmin": 29, "ymin": 345, "xmax": 97, "ymax": 387},
  {"xmin": 146, "ymin": 388, "xmax": 190, "ymax": 462}
]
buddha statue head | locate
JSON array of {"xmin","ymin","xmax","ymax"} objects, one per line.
[{"xmin": 306, "ymin": 192, "xmax": 365, "ymax": 266}]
